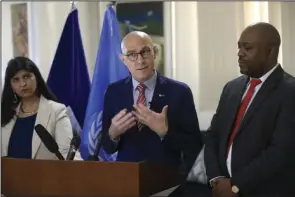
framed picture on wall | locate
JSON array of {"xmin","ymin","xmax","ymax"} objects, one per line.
[
  {"xmin": 116, "ymin": 1, "xmax": 165, "ymax": 75},
  {"xmin": 10, "ymin": 3, "xmax": 29, "ymax": 58}
]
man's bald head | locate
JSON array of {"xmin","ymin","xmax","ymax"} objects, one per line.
[
  {"xmin": 244, "ymin": 22, "xmax": 281, "ymax": 48},
  {"xmin": 121, "ymin": 31, "xmax": 153, "ymax": 54},
  {"xmin": 120, "ymin": 31, "xmax": 157, "ymax": 83}
]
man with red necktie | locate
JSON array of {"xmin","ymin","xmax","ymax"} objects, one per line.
[
  {"xmin": 205, "ymin": 22, "xmax": 295, "ymax": 197},
  {"xmin": 101, "ymin": 31, "xmax": 203, "ymax": 177}
]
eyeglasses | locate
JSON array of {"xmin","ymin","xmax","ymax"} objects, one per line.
[{"xmin": 124, "ymin": 48, "xmax": 152, "ymax": 61}]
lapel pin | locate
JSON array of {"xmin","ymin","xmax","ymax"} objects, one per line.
[{"xmin": 159, "ymin": 94, "xmax": 165, "ymax": 97}]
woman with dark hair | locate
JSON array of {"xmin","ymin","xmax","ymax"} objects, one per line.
[{"xmin": 1, "ymin": 56, "xmax": 73, "ymax": 160}]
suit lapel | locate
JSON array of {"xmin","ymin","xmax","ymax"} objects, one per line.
[
  {"xmin": 222, "ymin": 76, "xmax": 248, "ymax": 152},
  {"xmin": 123, "ymin": 76, "xmax": 135, "ymax": 112},
  {"xmin": 237, "ymin": 66, "xmax": 283, "ymax": 134},
  {"xmin": 150, "ymin": 74, "xmax": 167, "ymax": 113},
  {"xmin": 1, "ymin": 117, "xmax": 17, "ymax": 156},
  {"xmin": 32, "ymin": 96, "xmax": 51, "ymax": 158}
]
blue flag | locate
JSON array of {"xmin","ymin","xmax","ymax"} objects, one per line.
[
  {"xmin": 80, "ymin": 6, "xmax": 129, "ymax": 161},
  {"xmin": 47, "ymin": 8, "xmax": 90, "ymax": 131}
]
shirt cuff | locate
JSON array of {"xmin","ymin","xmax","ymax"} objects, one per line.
[
  {"xmin": 111, "ymin": 137, "xmax": 120, "ymax": 143},
  {"xmin": 209, "ymin": 176, "xmax": 226, "ymax": 187}
]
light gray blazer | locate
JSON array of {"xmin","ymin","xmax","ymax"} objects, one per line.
[{"xmin": 1, "ymin": 96, "xmax": 73, "ymax": 160}]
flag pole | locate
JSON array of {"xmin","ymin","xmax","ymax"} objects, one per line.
[
  {"xmin": 108, "ymin": 1, "xmax": 117, "ymax": 12},
  {"xmin": 109, "ymin": 1, "xmax": 117, "ymax": 6},
  {"xmin": 70, "ymin": 0, "xmax": 77, "ymax": 11}
]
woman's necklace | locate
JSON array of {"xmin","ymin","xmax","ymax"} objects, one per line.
[
  {"xmin": 20, "ymin": 102, "xmax": 39, "ymax": 115},
  {"xmin": 20, "ymin": 106, "xmax": 37, "ymax": 115}
]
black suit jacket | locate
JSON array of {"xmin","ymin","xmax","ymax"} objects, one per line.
[
  {"xmin": 205, "ymin": 66, "xmax": 295, "ymax": 197},
  {"xmin": 102, "ymin": 73, "xmax": 203, "ymax": 175}
]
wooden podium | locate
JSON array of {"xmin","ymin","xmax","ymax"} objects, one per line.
[{"xmin": 2, "ymin": 158, "xmax": 183, "ymax": 197}]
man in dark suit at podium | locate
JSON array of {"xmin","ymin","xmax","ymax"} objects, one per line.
[
  {"xmin": 205, "ymin": 22, "xmax": 295, "ymax": 197},
  {"xmin": 101, "ymin": 31, "xmax": 203, "ymax": 175}
]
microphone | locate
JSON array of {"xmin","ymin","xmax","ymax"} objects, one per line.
[
  {"xmin": 87, "ymin": 132, "xmax": 103, "ymax": 161},
  {"xmin": 66, "ymin": 134, "xmax": 81, "ymax": 160},
  {"xmin": 34, "ymin": 124, "xmax": 65, "ymax": 160}
]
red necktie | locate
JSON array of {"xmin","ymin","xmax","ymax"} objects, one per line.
[
  {"xmin": 226, "ymin": 79, "xmax": 262, "ymax": 157},
  {"xmin": 136, "ymin": 83, "xmax": 146, "ymax": 131}
]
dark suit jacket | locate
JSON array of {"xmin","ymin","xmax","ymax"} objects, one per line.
[
  {"xmin": 204, "ymin": 66, "xmax": 295, "ymax": 197},
  {"xmin": 101, "ymin": 73, "xmax": 203, "ymax": 174}
]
